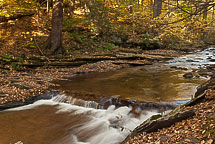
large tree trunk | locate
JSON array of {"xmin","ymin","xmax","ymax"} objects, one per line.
[
  {"xmin": 46, "ymin": 0, "xmax": 64, "ymax": 55},
  {"xmin": 153, "ymin": 0, "xmax": 162, "ymax": 18}
]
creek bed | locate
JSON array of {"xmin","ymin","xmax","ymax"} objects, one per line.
[{"xmin": 0, "ymin": 47, "xmax": 214, "ymax": 144}]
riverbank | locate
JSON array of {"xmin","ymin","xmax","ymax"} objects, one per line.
[
  {"xmin": 121, "ymin": 51, "xmax": 215, "ymax": 143},
  {"xmin": 0, "ymin": 12, "xmax": 213, "ymax": 109},
  {"xmin": 0, "ymin": 49, "xmax": 215, "ymax": 144},
  {"xmin": 1, "ymin": 46, "xmax": 215, "ymax": 143},
  {"xmin": 125, "ymin": 85, "xmax": 215, "ymax": 144},
  {"xmin": 0, "ymin": 48, "xmax": 182, "ymax": 109}
]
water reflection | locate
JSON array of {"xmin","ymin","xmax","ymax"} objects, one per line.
[{"xmin": 53, "ymin": 65, "xmax": 206, "ymax": 102}]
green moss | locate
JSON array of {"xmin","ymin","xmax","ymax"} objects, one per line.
[{"xmin": 150, "ymin": 114, "xmax": 162, "ymax": 120}]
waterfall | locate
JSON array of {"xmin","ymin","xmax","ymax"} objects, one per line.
[
  {"xmin": 2, "ymin": 98, "xmax": 160, "ymax": 144},
  {"xmin": 52, "ymin": 95, "xmax": 102, "ymax": 109}
]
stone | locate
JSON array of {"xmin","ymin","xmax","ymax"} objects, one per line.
[
  {"xmin": 209, "ymin": 59, "xmax": 215, "ymax": 62},
  {"xmin": 121, "ymin": 109, "xmax": 195, "ymax": 143},
  {"xmin": 183, "ymin": 72, "xmax": 193, "ymax": 79},
  {"xmin": 195, "ymin": 78, "xmax": 215, "ymax": 97}
]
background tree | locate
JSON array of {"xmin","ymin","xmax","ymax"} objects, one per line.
[
  {"xmin": 153, "ymin": 0, "xmax": 162, "ymax": 18},
  {"xmin": 46, "ymin": 0, "xmax": 64, "ymax": 55}
]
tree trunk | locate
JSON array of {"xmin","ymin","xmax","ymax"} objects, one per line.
[
  {"xmin": 212, "ymin": 6, "xmax": 214, "ymax": 26},
  {"xmin": 203, "ymin": 0, "xmax": 208, "ymax": 20},
  {"xmin": 69, "ymin": 0, "xmax": 75, "ymax": 17},
  {"xmin": 46, "ymin": 0, "xmax": 64, "ymax": 55},
  {"xmin": 47, "ymin": 0, "xmax": 53, "ymax": 12},
  {"xmin": 153, "ymin": 0, "xmax": 162, "ymax": 18}
]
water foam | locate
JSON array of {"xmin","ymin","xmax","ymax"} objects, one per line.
[{"xmin": 4, "ymin": 96, "xmax": 159, "ymax": 144}]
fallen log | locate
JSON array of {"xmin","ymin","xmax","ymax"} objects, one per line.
[{"xmin": 0, "ymin": 11, "xmax": 35, "ymax": 23}]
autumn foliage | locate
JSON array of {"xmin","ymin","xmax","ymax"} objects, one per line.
[{"xmin": 0, "ymin": 0, "xmax": 215, "ymax": 55}]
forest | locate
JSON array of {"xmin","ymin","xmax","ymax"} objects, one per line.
[
  {"xmin": 0, "ymin": 0, "xmax": 215, "ymax": 144},
  {"xmin": 1, "ymin": 0, "xmax": 215, "ymax": 56}
]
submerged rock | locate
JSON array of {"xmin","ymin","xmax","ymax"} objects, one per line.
[{"xmin": 183, "ymin": 72, "xmax": 193, "ymax": 79}]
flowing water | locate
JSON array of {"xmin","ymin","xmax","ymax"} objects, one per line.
[{"xmin": 0, "ymin": 47, "xmax": 214, "ymax": 144}]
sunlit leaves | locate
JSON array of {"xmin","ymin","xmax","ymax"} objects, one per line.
[{"xmin": 0, "ymin": 0, "xmax": 37, "ymax": 17}]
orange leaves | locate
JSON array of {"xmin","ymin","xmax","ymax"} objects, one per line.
[{"xmin": 127, "ymin": 96, "xmax": 215, "ymax": 144}]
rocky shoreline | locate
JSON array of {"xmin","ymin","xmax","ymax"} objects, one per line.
[
  {"xmin": 0, "ymin": 60, "xmax": 126, "ymax": 110},
  {"xmin": 122, "ymin": 77, "xmax": 215, "ymax": 143},
  {"xmin": 124, "ymin": 84, "xmax": 215, "ymax": 144},
  {"xmin": 0, "ymin": 48, "xmax": 181, "ymax": 110},
  {"xmin": 0, "ymin": 48, "xmax": 215, "ymax": 143}
]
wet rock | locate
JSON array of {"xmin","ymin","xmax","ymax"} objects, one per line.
[
  {"xmin": 198, "ymin": 71, "xmax": 213, "ymax": 77},
  {"xmin": 192, "ymin": 72, "xmax": 200, "ymax": 78},
  {"xmin": 209, "ymin": 59, "xmax": 215, "ymax": 62},
  {"xmin": 185, "ymin": 91, "xmax": 206, "ymax": 106},
  {"xmin": 183, "ymin": 72, "xmax": 193, "ymax": 79},
  {"xmin": 186, "ymin": 59, "xmax": 199, "ymax": 62},
  {"xmin": 195, "ymin": 78, "xmax": 215, "ymax": 98},
  {"xmin": 179, "ymin": 67, "xmax": 188, "ymax": 70},
  {"xmin": 170, "ymin": 66, "xmax": 177, "ymax": 69},
  {"xmin": 121, "ymin": 110, "xmax": 195, "ymax": 143},
  {"xmin": 170, "ymin": 66, "xmax": 188, "ymax": 70},
  {"xmin": 206, "ymin": 65, "xmax": 215, "ymax": 71},
  {"xmin": 207, "ymin": 56, "xmax": 212, "ymax": 59}
]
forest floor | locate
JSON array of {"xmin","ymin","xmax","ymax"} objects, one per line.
[{"xmin": 0, "ymin": 15, "xmax": 215, "ymax": 143}]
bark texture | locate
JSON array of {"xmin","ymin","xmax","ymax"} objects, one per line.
[
  {"xmin": 153, "ymin": 0, "xmax": 162, "ymax": 18},
  {"xmin": 47, "ymin": 0, "xmax": 64, "ymax": 55}
]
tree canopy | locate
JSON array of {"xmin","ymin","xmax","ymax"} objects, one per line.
[{"xmin": 0, "ymin": 0, "xmax": 215, "ymax": 55}]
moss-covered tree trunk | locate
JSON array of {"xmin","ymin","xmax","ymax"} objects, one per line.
[{"xmin": 46, "ymin": 0, "xmax": 64, "ymax": 55}]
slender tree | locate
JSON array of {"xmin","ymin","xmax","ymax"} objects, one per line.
[
  {"xmin": 153, "ymin": 0, "xmax": 162, "ymax": 18},
  {"xmin": 46, "ymin": 0, "xmax": 64, "ymax": 55},
  {"xmin": 69, "ymin": 0, "xmax": 75, "ymax": 17},
  {"xmin": 203, "ymin": 0, "xmax": 208, "ymax": 20}
]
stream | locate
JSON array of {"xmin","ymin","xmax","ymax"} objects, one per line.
[{"xmin": 0, "ymin": 47, "xmax": 214, "ymax": 144}]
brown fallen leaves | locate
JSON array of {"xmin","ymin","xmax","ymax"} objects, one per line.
[
  {"xmin": 0, "ymin": 61, "xmax": 125, "ymax": 105},
  {"xmin": 126, "ymin": 96, "xmax": 215, "ymax": 144}
]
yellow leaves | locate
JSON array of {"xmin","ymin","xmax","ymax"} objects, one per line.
[{"xmin": 117, "ymin": 17, "xmax": 125, "ymax": 22}]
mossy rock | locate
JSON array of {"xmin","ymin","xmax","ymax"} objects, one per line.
[{"xmin": 150, "ymin": 114, "xmax": 162, "ymax": 120}]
